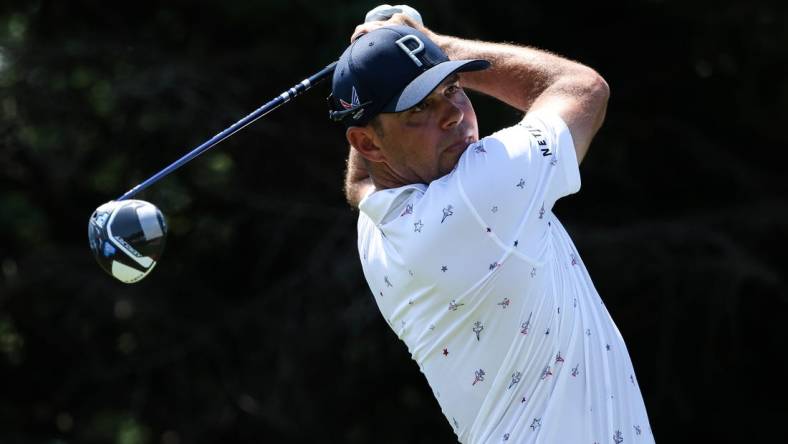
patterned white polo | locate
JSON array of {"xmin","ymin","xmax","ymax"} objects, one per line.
[{"xmin": 357, "ymin": 112, "xmax": 655, "ymax": 443}]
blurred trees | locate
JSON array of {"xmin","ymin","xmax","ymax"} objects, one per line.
[{"xmin": 1, "ymin": 0, "xmax": 786, "ymax": 443}]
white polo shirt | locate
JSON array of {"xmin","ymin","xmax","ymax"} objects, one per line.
[{"xmin": 357, "ymin": 112, "xmax": 655, "ymax": 444}]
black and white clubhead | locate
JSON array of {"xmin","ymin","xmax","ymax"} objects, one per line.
[{"xmin": 88, "ymin": 200, "xmax": 167, "ymax": 284}]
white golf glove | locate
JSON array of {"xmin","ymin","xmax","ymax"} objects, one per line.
[{"xmin": 364, "ymin": 4, "xmax": 424, "ymax": 26}]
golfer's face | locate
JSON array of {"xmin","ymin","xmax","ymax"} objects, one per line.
[{"xmin": 378, "ymin": 75, "xmax": 479, "ymax": 184}]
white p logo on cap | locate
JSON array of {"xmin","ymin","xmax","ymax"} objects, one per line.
[{"xmin": 395, "ymin": 35, "xmax": 425, "ymax": 67}]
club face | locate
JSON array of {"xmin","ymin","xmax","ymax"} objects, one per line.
[{"xmin": 88, "ymin": 200, "xmax": 167, "ymax": 284}]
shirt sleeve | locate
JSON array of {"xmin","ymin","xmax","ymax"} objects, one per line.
[{"xmin": 456, "ymin": 111, "xmax": 581, "ymax": 251}]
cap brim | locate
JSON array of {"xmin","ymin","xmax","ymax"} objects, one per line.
[{"xmin": 382, "ymin": 59, "xmax": 491, "ymax": 113}]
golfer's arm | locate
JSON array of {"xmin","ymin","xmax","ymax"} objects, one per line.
[
  {"xmin": 431, "ymin": 33, "xmax": 609, "ymax": 163},
  {"xmin": 345, "ymin": 146, "xmax": 374, "ymax": 208}
]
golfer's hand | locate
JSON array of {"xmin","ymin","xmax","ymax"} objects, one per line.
[{"xmin": 351, "ymin": 13, "xmax": 432, "ymax": 42}]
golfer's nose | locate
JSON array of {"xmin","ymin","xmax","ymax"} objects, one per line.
[{"xmin": 440, "ymin": 97, "xmax": 464, "ymax": 130}]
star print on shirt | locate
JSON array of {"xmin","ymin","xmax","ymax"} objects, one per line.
[
  {"xmin": 400, "ymin": 203, "xmax": 413, "ymax": 217},
  {"xmin": 530, "ymin": 418, "xmax": 541, "ymax": 431},
  {"xmin": 441, "ymin": 265, "xmax": 448, "ymax": 272},
  {"xmin": 472, "ymin": 368, "xmax": 486, "ymax": 385},
  {"xmin": 503, "ymin": 433, "xmax": 510, "ymax": 441},
  {"xmin": 443, "ymin": 348, "xmax": 449, "ymax": 356},
  {"xmin": 539, "ymin": 203, "xmax": 545, "ymax": 219},
  {"xmin": 634, "ymin": 425, "xmax": 642, "ymax": 435},
  {"xmin": 613, "ymin": 430, "xmax": 624, "ymax": 444},
  {"xmin": 508, "ymin": 371, "xmax": 522, "ymax": 389},
  {"xmin": 497, "ymin": 297, "xmax": 510, "ymax": 309},
  {"xmin": 491, "ymin": 206, "xmax": 498, "ymax": 213},
  {"xmin": 384, "ymin": 276, "xmax": 392, "ymax": 287},
  {"xmin": 514, "ymin": 240, "xmax": 519, "ymax": 247},
  {"xmin": 571, "ymin": 364, "xmax": 579, "ymax": 377},
  {"xmin": 555, "ymin": 351, "xmax": 564, "ymax": 364},
  {"xmin": 448, "ymin": 300, "xmax": 465, "ymax": 311},
  {"xmin": 441, "ymin": 205, "xmax": 454, "ymax": 223},
  {"xmin": 474, "ymin": 145, "xmax": 486, "ymax": 153},
  {"xmin": 540, "ymin": 365, "xmax": 553, "ymax": 380},
  {"xmin": 521, "ymin": 312, "xmax": 532, "ymax": 335},
  {"xmin": 472, "ymin": 321, "xmax": 484, "ymax": 340},
  {"xmin": 413, "ymin": 220, "xmax": 424, "ymax": 232},
  {"xmin": 570, "ymin": 254, "xmax": 578, "ymax": 266},
  {"xmin": 550, "ymin": 156, "xmax": 558, "ymax": 166},
  {"xmin": 516, "ymin": 178, "xmax": 525, "ymax": 188},
  {"xmin": 530, "ymin": 267, "xmax": 537, "ymax": 278}
]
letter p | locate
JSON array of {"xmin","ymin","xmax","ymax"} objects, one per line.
[{"xmin": 395, "ymin": 35, "xmax": 425, "ymax": 67}]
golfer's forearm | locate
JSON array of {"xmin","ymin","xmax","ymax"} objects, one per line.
[{"xmin": 431, "ymin": 33, "xmax": 601, "ymax": 113}]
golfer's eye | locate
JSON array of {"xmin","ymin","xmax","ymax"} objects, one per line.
[
  {"xmin": 446, "ymin": 84, "xmax": 461, "ymax": 95},
  {"xmin": 412, "ymin": 99, "xmax": 430, "ymax": 113}
]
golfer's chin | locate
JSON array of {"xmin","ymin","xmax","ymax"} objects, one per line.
[{"xmin": 438, "ymin": 147, "xmax": 467, "ymax": 178}]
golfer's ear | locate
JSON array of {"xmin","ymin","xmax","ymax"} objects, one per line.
[{"xmin": 346, "ymin": 126, "xmax": 385, "ymax": 162}]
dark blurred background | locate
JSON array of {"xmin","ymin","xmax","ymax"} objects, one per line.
[{"xmin": 1, "ymin": 0, "xmax": 786, "ymax": 442}]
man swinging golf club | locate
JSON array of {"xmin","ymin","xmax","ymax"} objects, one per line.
[{"xmin": 330, "ymin": 8, "xmax": 655, "ymax": 444}]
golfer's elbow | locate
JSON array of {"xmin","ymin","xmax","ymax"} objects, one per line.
[
  {"xmin": 589, "ymin": 71, "xmax": 610, "ymax": 132},
  {"xmin": 578, "ymin": 68, "xmax": 610, "ymax": 143},
  {"xmin": 566, "ymin": 68, "xmax": 610, "ymax": 162}
]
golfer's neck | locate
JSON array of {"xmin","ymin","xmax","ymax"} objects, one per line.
[{"xmin": 369, "ymin": 164, "xmax": 416, "ymax": 191}]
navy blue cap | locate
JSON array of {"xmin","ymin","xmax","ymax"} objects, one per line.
[{"xmin": 329, "ymin": 25, "xmax": 490, "ymax": 126}]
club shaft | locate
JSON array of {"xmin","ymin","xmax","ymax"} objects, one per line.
[{"xmin": 117, "ymin": 61, "xmax": 338, "ymax": 201}]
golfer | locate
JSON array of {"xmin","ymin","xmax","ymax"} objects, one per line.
[{"xmin": 330, "ymin": 14, "xmax": 655, "ymax": 444}]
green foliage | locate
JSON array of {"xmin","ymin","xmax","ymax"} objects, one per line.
[
  {"xmin": 0, "ymin": 315, "xmax": 24, "ymax": 364},
  {"xmin": 0, "ymin": 0, "xmax": 786, "ymax": 443},
  {"xmin": 0, "ymin": 192, "xmax": 49, "ymax": 247}
]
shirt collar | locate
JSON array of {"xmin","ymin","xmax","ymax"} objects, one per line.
[{"xmin": 358, "ymin": 184, "xmax": 427, "ymax": 225}]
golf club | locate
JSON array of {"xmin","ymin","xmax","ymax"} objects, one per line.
[{"xmin": 88, "ymin": 61, "xmax": 337, "ymax": 283}]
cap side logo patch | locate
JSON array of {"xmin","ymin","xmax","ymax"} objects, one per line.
[
  {"xmin": 352, "ymin": 87, "xmax": 360, "ymax": 106},
  {"xmin": 340, "ymin": 86, "xmax": 361, "ymax": 109}
]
